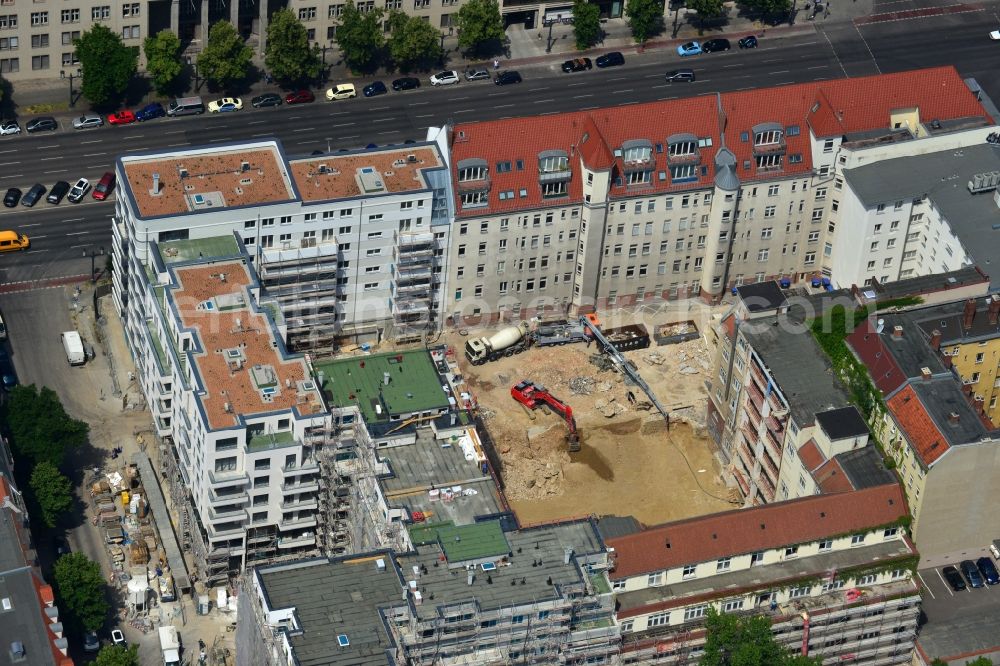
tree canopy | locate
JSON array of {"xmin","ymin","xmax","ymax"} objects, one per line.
[
  {"xmin": 197, "ymin": 21, "xmax": 253, "ymax": 89},
  {"xmin": 2, "ymin": 385, "xmax": 88, "ymax": 468},
  {"xmin": 625, "ymin": 0, "xmax": 664, "ymax": 43},
  {"xmin": 335, "ymin": 1, "xmax": 385, "ymax": 72},
  {"xmin": 572, "ymin": 0, "xmax": 602, "ymax": 49},
  {"xmin": 53, "ymin": 553, "xmax": 109, "ymax": 633},
  {"xmin": 95, "ymin": 645, "xmax": 141, "ymax": 666},
  {"xmin": 264, "ymin": 8, "xmax": 323, "ymax": 84},
  {"xmin": 387, "ymin": 11, "xmax": 442, "ymax": 70},
  {"xmin": 143, "ymin": 30, "xmax": 183, "ymax": 95},
  {"xmin": 455, "ymin": 0, "xmax": 505, "ymax": 55},
  {"xmin": 73, "ymin": 25, "xmax": 138, "ymax": 107},
  {"xmin": 686, "ymin": 0, "xmax": 726, "ymax": 24},
  {"xmin": 699, "ymin": 608, "xmax": 823, "ymax": 666},
  {"xmin": 738, "ymin": 0, "xmax": 792, "ymax": 21},
  {"xmin": 29, "ymin": 462, "xmax": 74, "ymax": 528}
]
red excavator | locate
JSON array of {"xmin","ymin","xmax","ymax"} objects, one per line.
[{"xmin": 511, "ymin": 380, "xmax": 580, "ymax": 452}]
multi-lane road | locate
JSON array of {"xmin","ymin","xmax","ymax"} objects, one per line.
[{"xmin": 1, "ymin": 7, "xmax": 998, "ymax": 285}]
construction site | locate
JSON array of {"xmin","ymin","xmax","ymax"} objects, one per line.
[{"xmin": 445, "ymin": 313, "xmax": 735, "ymax": 527}]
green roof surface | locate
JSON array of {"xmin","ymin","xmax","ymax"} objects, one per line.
[
  {"xmin": 408, "ymin": 520, "xmax": 510, "ymax": 563},
  {"xmin": 158, "ymin": 235, "xmax": 241, "ymax": 265},
  {"xmin": 314, "ymin": 350, "xmax": 449, "ymax": 423}
]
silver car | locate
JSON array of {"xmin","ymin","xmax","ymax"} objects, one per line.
[
  {"xmin": 72, "ymin": 114, "xmax": 103, "ymax": 130},
  {"xmin": 465, "ymin": 68, "xmax": 490, "ymax": 81},
  {"xmin": 0, "ymin": 121, "xmax": 20, "ymax": 135},
  {"xmin": 67, "ymin": 177, "xmax": 90, "ymax": 203}
]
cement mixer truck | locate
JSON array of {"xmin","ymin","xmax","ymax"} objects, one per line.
[{"xmin": 464, "ymin": 319, "xmax": 589, "ymax": 365}]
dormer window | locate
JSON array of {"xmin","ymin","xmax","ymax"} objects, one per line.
[
  {"xmin": 751, "ymin": 123, "xmax": 786, "ymax": 157},
  {"xmin": 666, "ymin": 133, "xmax": 700, "ymax": 167},
  {"xmin": 755, "ymin": 129, "xmax": 783, "ymax": 146},
  {"xmin": 622, "ymin": 140, "xmax": 653, "ymax": 164},
  {"xmin": 538, "ymin": 150, "xmax": 571, "ymax": 195},
  {"xmin": 539, "ymin": 151, "xmax": 569, "ymax": 173},
  {"xmin": 668, "ymin": 141, "xmax": 697, "ymax": 157},
  {"xmin": 457, "ymin": 158, "xmax": 488, "ymax": 182}
]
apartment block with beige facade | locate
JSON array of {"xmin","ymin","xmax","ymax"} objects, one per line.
[
  {"xmin": 606, "ymin": 485, "xmax": 920, "ymax": 665},
  {"xmin": 436, "ymin": 67, "xmax": 995, "ymax": 325}
]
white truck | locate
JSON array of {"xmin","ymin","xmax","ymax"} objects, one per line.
[
  {"xmin": 158, "ymin": 626, "xmax": 180, "ymax": 666},
  {"xmin": 61, "ymin": 331, "xmax": 85, "ymax": 366}
]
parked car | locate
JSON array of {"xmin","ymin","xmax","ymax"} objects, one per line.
[
  {"xmin": 976, "ymin": 557, "xmax": 1000, "ymax": 585},
  {"xmin": 207, "ymin": 97, "xmax": 243, "ymax": 113},
  {"xmin": 135, "ymin": 102, "xmax": 166, "ymax": 121},
  {"xmin": 67, "ymin": 178, "xmax": 90, "ymax": 203},
  {"xmin": 83, "ymin": 631, "xmax": 100, "ymax": 653},
  {"xmin": 0, "ymin": 347, "xmax": 17, "ymax": 390},
  {"xmin": 25, "ymin": 117, "xmax": 57, "ymax": 133},
  {"xmin": 739, "ymin": 35, "xmax": 759, "ymax": 49},
  {"xmin": 326, "ymin": 84, "xmax": 357, "ymax": 100},
  {"xmin": 363, "ymin": 81, "xmax": 388, "ymax": 97},
  {"xmin": 465, "ymin": 68, "xmax": 491, "ymax": 81},
  {"xmin": 47, "ymin": 180, "xmax": 70, "ymax": 204},
  {"xmin": 991, "ymin": 541, "xmax": 1000, "ymax": 560},
  {"xmin": 92, "ymin": 172, "xmax": 115, "ymax": 201},
  {"xmin": 3, "ymin": 188, "xmax": 21, "ymax": 207},
  {"xmin": 0, "ymin": 121, "xmax": 20, "ymax": 135},
  {"xmin": 111, "ymin": 629, "xmax": 126, "ymax": 646},
  {"xmin": 429, "ymin": 70, "xmax": 460, "ymax": 86},
  {"xmin": 702, "ymin": 38, "xmax": 731, "ymax": 52},
  {"xmin": 392, "ymin": 77, "xmax": 420, "ymax": 91},
  {"xmin": 677, "ymin": 41, "xmax": 702, "ymax": 56},
  {"xmin": 665, "ymin": 68, "xmax": 696, "ymax": 83},
  {"xmin": 990, "ymin": 29, "xmax": 1000, "ymax": 39},
  {"xmin": 595, "ymin": 51, "xmax": 625, "ymax": 68},
  {"xmin": 107, "ymin": 110, "xmax": 136, "ymax": 125},
  {"xmin": 942, "ymin": 565, "xmax": 967, "ymax": 591},
  {"xmin": 72, "ymin": 114, "xmax": 104, "ymax": 130},
  {"xmin": 21, "ymin": 183, "xmax": 46, "ymax": 208},
  {"xmin": 494, "ymin": 71, "xmax": 523, "ymax": 86},
  {"xmin": 251, "ymin": 92, "xmax": 283, "ymax": 108},
  {"xmin": 561, "ymin": 58, "xmax": 592, "ymax": 73},
  {"xmin": 961, "ymin": 559, "xmax": 985, "ymax": 588},
  {"xmin": 0, "ymin": 310, "xmax": 5, "ymax": 339},
  {"xmin": 284, "ymin": 90, "xmax": 315, "ymax": 104}
]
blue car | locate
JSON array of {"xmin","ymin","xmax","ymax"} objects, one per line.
[
  {"xmin": 135, "ymin": 102, "xmax": 165, "ymax": 122},
  {"xmin": 961, "ymin": 559, "xmax": 984, "ymax": 588},
  {"xmin": 677, "ymin": 41, "xmax": 702, "ymax": 57},
  {"xmin": 977, "ymin": 557, "xmax": 1000, "ymax": 585},
  {"xmin": 363, "ymin": 81, "xmax": 387, "ymax": 97}
]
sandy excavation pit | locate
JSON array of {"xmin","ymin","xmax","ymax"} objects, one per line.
[{"xmin": 447, "ymin": 330, "xmax": 737, "ymax": 527}]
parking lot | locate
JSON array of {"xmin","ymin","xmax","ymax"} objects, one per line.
[{"xmin": 916, "ymin": 547, "xmax": 1000, "ymax": 662}]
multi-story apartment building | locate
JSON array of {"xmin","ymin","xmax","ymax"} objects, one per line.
[
  {"xmin": 606, "ymin": 484, "xmax": 920, "ymax": 666},
  {"xmin": 111, "ymin": 139, "xmax": 452, "ymax": 350},
  {"xmin": 435, "ymin": 67, "xmax": 995, "ymax": 324},
  {"xmin": 704, "ymin": 282, "xmax": 895, "ymax": 506},
  {"xmin": 237, "ymin": 518, "xmax": 620, "ymax": 666},
  {"xmin": 0, "ymin": 437, "xmax": 74, "ymax": 666},
  {"xmin": 846, "ymin": 296, "xmax": 1000, "ymax": 562}
]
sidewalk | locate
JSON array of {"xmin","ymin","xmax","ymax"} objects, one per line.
[{"xmin": 7, "ymin": 0, "xmax": 873, "ymax": 113}]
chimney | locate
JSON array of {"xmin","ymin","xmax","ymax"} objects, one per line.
[
  {"xmin": 930, "ymin": 329, "xmax": 942, "ymax": 351},
  {"xmin": 963, "ymin": 298, "xmax": 977, "ymax": 329},
  {"xmin": 988, "ymin": 294, "xmax": 1000, "ymax": 325},
  {"xmin": 892, "ymin": 325, "xmax": 904, "ymax": 338},
  {"xmin": 152, "ymin": 172, "xmax": 160, "ymax": 194},
  {"xmin": 920, "ymin": 367, "xmax": 932, "ymax": 381},
  {"xmin": 948, "ymin": 412, "xmax": 960, "ymax": 424}
]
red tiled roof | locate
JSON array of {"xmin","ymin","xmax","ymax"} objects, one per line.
[
  {"xmin": 606, "ymin": 485, "xmax": 907, "ymax": 580},
  {"xmin": 451, "ymin": 67, "xmax": 987, "ymax": 219},
  {"xmin": 846, "ymin": 319, "xmax": 907, "ymax": 395},
  {"xmin": 797, "ymin": 438, "xmax": 826, "ymax": 472},
  {"xmin": 814, "ymin": 458, "xmax": 856, "ymax": 493},
  {"xmin": 887, "ymin": 385, "xmax": 949, "ymax": 466}
]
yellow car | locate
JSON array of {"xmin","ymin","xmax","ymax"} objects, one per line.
[
  {"xmin": 325, "ymin": 84, "xmax": 356, "ymax": 101},
  {"xmin": 207, "ymin": 97, "xmax": 243, "ymax": 113}
]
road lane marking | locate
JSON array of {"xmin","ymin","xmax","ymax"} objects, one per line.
[
  {"xmin": 65, "ymin": 231, "xmax": 88, "ymax": 235},
  {"xmin": 83, "ymin": 153, "xmax": 107, "ymax": 157},
  {"xmin": 165, "ymin": 130, "xmax": 185, "ymax": 135},
  {"xmin": 612, "ymin": 89, "xmax": 634, "ymax": 94},
  {"xmin": 378, "ymin": 131, "xmax": 397, "ymax": 135},
  {"xmin": 288, "ymin": 116, "xmax": 300, "ymax": 120},
  {"xmin": 770, "ymin": 70, "xmax": 790, "ymax": 74},
  {"xmin": 532, "ymin": 99, "xmax": 555, "ymax": 104},
  {"xmin": 0, "ymin": 149, "xmax": 16, "ymax": 154},
  {"xmin": 80, "ymin": 139, "xmax": 103, "ymax": 144},
  {"xmin": 572, "ymin": 94, "xmax": 594, "ymax": 99},
  {"xmin": 608, "ymin": 77, "xmax": 626, "ymax": 81},
  {"xmin": 125, "ymin": 146, "xmax": 150, "ymax": 151},
  {"xmin": 251, "ymin": 133, "xmax": 271, "ymax": 137},
  {"xmin": 43, "ymin": 169, "xmax": 68, "ymax": 174},
  {"xmin": 370, "ymin": 106, "xmax": 390, "ymax": 110},
  {"xmin": 0, "ymin": 161, "xmax": 20, "ymax": 166},
  {"xmin": 21, "ymin": 223, "xmax": 41, "ymax": 228},
  {"xmin": 807, "ymin": 65, "xmax": 828, "ymax": 69},
  {"xmin": 723, "ymin": 63, "xmax": 744, "ymax": 68},
  {"xmin": 87, "ymin": 165, "xmax": 106, "ymax": 169},
  {"xmin": 414, "ymin": 114, "xmax": 434, "ymax": 118},
  {"xmin": 331, "ymin": 122, "xmax": 355, "ymax": 127},
  {"xmin": 450, "ymin": 96, "xmax": 469, "ymax": 101},
  {"xmin": 62, "ymin": 218, "xmax": 84, "ymax": 222},
  {"xmin": 408, "ymin": 101, "xmax": 429, "ymax": 106},
  {"xmin": 935, "ymin": 568, "xmax": 954, "ymax": 596},
  {"xmin": 567, "ymin": 82, "xmax": 586, "ymax": 87},
  {"xmin": 916, "ymin": 572, "xmax": 935, "ymax": 599},
  {"xmin": 494, "ymin": 104, "xmax": 514, "ymax": 108},
  {"xmin": 372, "ymin": 118, "xmax": 393, "ymax": 122},
  {"xmin": 40, "ymin": 156, "xmax": 63, "ymax": 161},
  {"xmin": 453, "ymin": 109, "xmax": 475, "ymax": 113},
  {"xmin": 291, "ymin": 127, "xmax": 316, "ymax": 132},
  {"xmin": 528, "ymin": 87, "xmax": 547, "ymax": 92},
  {"xmin": 248, "ymin": 120, "xmax": 267, "ymax": 125}
]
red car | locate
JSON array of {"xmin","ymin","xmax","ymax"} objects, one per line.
[
  {"xmin": 284, "ymin": 90, "xmax": 315, "ymax": 105},
  {"xmin": 107, "ymin": 110, "xmax": 136, "ymax": 125},
  {"xmin": 92, "ymin": 172, "xmax": 115, "ymax": 201}
]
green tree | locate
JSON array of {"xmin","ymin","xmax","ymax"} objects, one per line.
[
  {"xmin": 966, "ymin": 659, "xmax": 995, "ymax": 666},
  {"xmin": 455, "ymin": 0, "xmax": 505, "ymax": 55},
  {"xmin": 73, "ymin": 24, "xmax": 138, "ymax": 107},
  {"xmin": 625, "ymin": 0, "xmax": 664, "ymax": 42},
  {"xmin": 2, "ymin": 385, "xmax": 88, "ymax": 468},
  {"xmin": 738, "ymin": 0, "xmax": 791, "ymax": 21},
  {"xmin": 53, "ymin": 553, "xmax": 109, "ymax": 633},
  {"xmin": 686, "ymin": 0, "xmax": 726, "ymax": 25},
  {"xmin": 572, "ymin": 0, "xmax": 601, "ymax": 49},
  {"xmin": 143, "ymin": 30, "xmax": 183, "ymax": 96},
  {"xmin": 95, "ymin": 644, "xmax": 140, "ymax": 666},
  {"xmin": 335, "ymin": 0, "xmax": 385, "ymax": 72},
  {"xmin": 700, "ymin": 608, "xmax": 822, "ymax": 666},
  {"xmin": 264, "ymin": 8, "xmax": 323, "ymax": 84},
  {"xmin": 197, "ymin": 21, "xmax": 253, "ymax": 89},
  {"xmin": 29, "ymin": 462, "xmax": 74, "ymax": 528},
  {"xmin": 387, "ymin": 10, "xmax": 442, "ymax": 70}
]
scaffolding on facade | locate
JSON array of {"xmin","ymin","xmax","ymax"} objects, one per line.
[{"xmin": 258, "ymin": 245, "xmax": 342, "ymax": 352}]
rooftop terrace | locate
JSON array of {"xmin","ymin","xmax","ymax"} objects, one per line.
[
  {"xmin": 157, "ymin": 235, "xmax": 242, "ymax": 266},
  {"xmin": 289, "ymin": 145, "xmax": 443, "ymax": 202},
  {"xmin": 120, "ymin": 143, "xmax": 295, "ymax": 218}
]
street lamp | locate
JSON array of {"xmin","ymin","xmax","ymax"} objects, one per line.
[
  {"xmin": 84, "ymin": 246, "xmax": 105, "ymax": 284},
  {"xmin": 60, "ymin": 69, "xmax": 80, "ymax": 108},
  {"xmin": 545, "ymin": 20, "xmax": 554, "ymax": 54}
]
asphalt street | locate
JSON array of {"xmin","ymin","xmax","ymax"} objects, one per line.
[{"xmin": 0, "ymin": 8, "xmax": 998, "ymax": 284}]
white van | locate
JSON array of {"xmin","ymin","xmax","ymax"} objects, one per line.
[{"xmin": 61, "ymin": 331, "xmax": 85, "ymax": 365}]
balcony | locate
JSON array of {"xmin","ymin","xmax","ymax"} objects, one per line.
[
  {"xmin": 282, "ymin": 496, "xmax": 319, "ymax": 512},
  {"xmin": 208, "ymin": 487, "xmax": 247, "ymax": 505},
  {"xmin": 207, "ymin": 521, "xmax": 245, "ymax": 539},
  {"xmin": 277, "ymin": 533, "xmax": 316, "ymax": 549},
  {"xmin": 279, "ymin": 515, "xmax": 318, "ymax": 531},
  {"xmin": 740, "ymin": 422, "xmax": 759, "ymax": 447},
  {"xmin": 208, "ymin": 468, "xmax": 249, "ymax": 488},
  {"xmin": 732, "ymin": 467, "xmax": 750, "ymax": 496},
  {"xmin": 666, "ymin": 150, "xmax": 701, "ymax": 167},
  {"xmin": 757, "ymin": 471, "xmax": 775, "ymax": 501},
  {"xmin": 761, "ymin": 450, "xmax": 779, "ymax": 479},
  {"xmin": 456, "ymin": 175, "xmax": 491, "ymax": 193},
  {"xmin": 282, "ymin": 479, "xmax": 320, "ymax": 494},
  {"xmin": 282, "ymin": 459, "xmax": 320, "ymax": 475},
  {"xmin": 746, "ymin": 383, "xmax": 765, "ymax": 413},
  {"xmin": 208, "ymin": 503, "xmax": 248, "ymax": 522}
]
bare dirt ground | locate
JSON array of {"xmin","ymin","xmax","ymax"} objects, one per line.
[{"xmin": 445, "ymin": 324, "xmax": 738, "ymax": 527}]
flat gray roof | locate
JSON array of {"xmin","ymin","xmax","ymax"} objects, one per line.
[
  {"xmin": 911, "ymin": 377, "xmax": 990, "ymax": 446},
  {"xmin": 835, "ymin": 446, "xmax": 897, "ymax": 490},
  {"xmin": 741, "ymin": 315, "xmax": 851, "ymax": 426},
  {"xmin": 844, "ymin": 143, "xmax": 1000, "ymax": 273}
]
